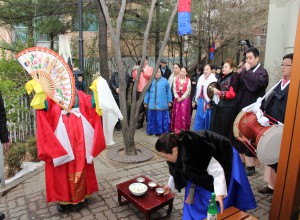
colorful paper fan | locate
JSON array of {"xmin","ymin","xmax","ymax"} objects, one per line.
[{"xmin": 16, "ymin": 47, "xmax": 76, "ymax": 111}]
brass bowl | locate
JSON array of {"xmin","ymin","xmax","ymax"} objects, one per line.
[
  {"xmin": 155, "ymin": 187, "xmax": 165, "ymax": 196},
  {"xmin": 148, "ymin": 182, "xmax": 157, "ymax": 190},
  {"xmin": 136, "ymin": 177, "xmax": 145, "ymax": 183}
]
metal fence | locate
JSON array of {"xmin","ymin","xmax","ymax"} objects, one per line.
[
  {"xmin": 8, "ymin": 96, "xmax": 35, "ymax": 143},
  {"xmin": 83, "ymin": 54, "xmax": 199, "ymax": 79}
]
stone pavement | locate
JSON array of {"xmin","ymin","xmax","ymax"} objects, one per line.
[{"xmin": 0, "ymin": 126, "xmax": 272, "ymax": 220}]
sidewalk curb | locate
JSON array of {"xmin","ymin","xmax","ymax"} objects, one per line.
[{"xmin": 0, "ymin": 165, "xmax": 44, "ymax": 197}]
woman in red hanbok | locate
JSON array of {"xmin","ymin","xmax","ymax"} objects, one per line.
[
  {"xmin": 170, "ymin": 67, "xmax": 191, "ymax": 132},
  {"xmin": 36, "ymin": 90, "xmax": 106, "ymax": 211}
]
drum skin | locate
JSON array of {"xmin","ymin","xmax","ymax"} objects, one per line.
[{"xmin": 256, "ymin": 125, "xmax": 283, "ymax": 165}]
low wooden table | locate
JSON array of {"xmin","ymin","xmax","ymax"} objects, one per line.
[
  {"xmin": 205, "ymin": 206, "xmax": 258, "ymax": 220},
  {"xmin": 116, "ymin": 175, "xmax": 175, "ymax": 220}
]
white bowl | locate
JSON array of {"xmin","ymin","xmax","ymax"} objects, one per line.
[
  {"xmin": 129, "ymin": 183, "xmax": 148, "ymax": 196},
  {"xmin": 136, "ymin": 177, "xmax": 145, "ymax": 183}
]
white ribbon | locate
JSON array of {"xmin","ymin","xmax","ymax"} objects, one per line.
[
  {"xmin": 96, "ymin": 76, "xmax": 123, "ymax": 145},
  {"xmin": 242, "ymin": 79, "xmax": 283, "ymax": 126},
  {"xmin": 53, "ymin": 108, "xmax": 95, "ymax": 166}
]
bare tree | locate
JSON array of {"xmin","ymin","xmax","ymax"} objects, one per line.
[
  {"xmin": 97, "ymin": 0, "xmax": 178, "ymax": 155},
  {"xmin": 190, "ymin": 0, "xmax": 269, "ymax": 64},
  {"xmin": 95, "ymin": 1, "xmax": 109, "ymax": 81}
]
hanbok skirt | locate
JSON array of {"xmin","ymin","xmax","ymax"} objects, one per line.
[
  {"xmin": 193, "ymin": 98, "xmax": 212, "ymax": 131},
  {"xmin": 170, "ymin": 95, "xmax": 191, "ymax": 132},
  {"xmin": 182, "ymin": 148, "xmax": 257, "ymax": 220},
  {"xmin": 146, "ymin": 109, "xmax": 170, "ymax": 135}
]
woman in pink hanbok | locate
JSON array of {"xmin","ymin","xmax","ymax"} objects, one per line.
[{"xmin": 170, "ymin": 67, "xmax": 191, "ymax": 132}]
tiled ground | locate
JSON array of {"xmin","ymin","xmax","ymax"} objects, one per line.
[{"xmin": 0, "ymin": 125, "xmax": 272, "ymax": 219}]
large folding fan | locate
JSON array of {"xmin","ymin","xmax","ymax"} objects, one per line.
[{"xmin": 16, "ymin": 47, "xmax": 76, "ymax": 111}]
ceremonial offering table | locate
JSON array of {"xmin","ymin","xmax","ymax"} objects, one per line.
[{"xmin": 116, "ymin": 176, "xmax": 175, "ymax": 220}]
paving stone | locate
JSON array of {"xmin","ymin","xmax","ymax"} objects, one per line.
[
  {"xmin": 9, "ymin": 209, "xmax": 28, "ymax": 218},
  {"xmin": 50, "ymin": 216, "xmax": 62, "ymax": 220},
  {"xmin": 17, "ymin": 214, "xmax": 30, "ymax": 220},
  {"xmin": 7, "ymin": 200, "xmax": 17, "ymax": 209},
  {"xmin": 104, "ymin": 210, "xmax": 118, "ymax": 219},
  {"xmin": 94, "ymin": 212, "xmax": 108, "ymax": 220},
  {"xmin": 90, "ymin": 205, "xmax": 109, "ymax": 213},
  {"xmin": 79, "ymin": 214, "xmax": 95, "ymax": 220},
  {"xmin": 0, "ymin": 203, "xmax": 7, "ymax": 209},
  {"xmin": 16, "ymin": 197, "xmax": 26, "ymax": 206},
  {"xmin": 28, "ymin": 195, "xmax": 44, "ymax": 203},
  {"xmin": 116, "ymin": 209, "xmax": 134, "ymax": 218},
  {"xmin": 112, "ymin": 205, "xmax": 130, "ymax": 213},
  {"xmin": 88, "ymin": 200, "xmax": 105, "ymax": 209},
  {"xmin": 9, "ymin": 205, "xmax": 27, "ymax": 214},
  {"xmin": 129, "ymin": 214, "xmax": 142, "ymax": 220}
]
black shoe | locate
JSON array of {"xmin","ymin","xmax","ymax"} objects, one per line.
[
  {"xmin": 0, "ymin": 212, "xmax": 5, "ymax": 220},
  {"xmin": 57, "ymin": 204, "xmax": 67, "ymax": 212},
  {"xmin": 115, "ymin": 124, "xmax": 121, "ymax": 131},
  {"xmin": 246, "ymin": 167, "xmax": 256, "ymax": 176},
  {"xmin": 258, "ymin": 186, "xmax": 274, "ymax": 194},
  {"xmin": 136, "ymin": 123, "xmax": 143, "ymax": 129}
]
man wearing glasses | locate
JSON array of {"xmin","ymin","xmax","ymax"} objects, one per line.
[{"xmin": 258, "ymin": 53, "xmax": 293, "ymax": 197}]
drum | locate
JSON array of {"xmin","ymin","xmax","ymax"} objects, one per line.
[
  {"xmin": 256, "ymin": 125, "xmax": 283, "ymax": 165},
  {"xmin": 233, "ymin": 111, "xmax": 283, "ymax": 165},
  {"xmin": 236, "ymin": 112, "xmax": 265, "ymax": 141}
]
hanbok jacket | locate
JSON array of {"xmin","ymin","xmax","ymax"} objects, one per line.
[{"xmin": 144, "ymin": 77, "xmax": 172, "ymax": 110}]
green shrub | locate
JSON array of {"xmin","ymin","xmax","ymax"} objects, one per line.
[
  {"xmin": 6, "ymin": 142, "xmax": 27, "ymax": 177},
  {"xmin": 25, "ymin": 137, "xmax": 39, "ymax": 162}
]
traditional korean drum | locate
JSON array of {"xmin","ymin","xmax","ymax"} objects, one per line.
[{"xmin": 233, "ymin": 111, "xmax": 283, "ymax": 165}]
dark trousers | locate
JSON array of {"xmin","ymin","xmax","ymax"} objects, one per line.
[{"xmin": 136, "ymin": 92, "xmax": 146, "ymax": 125}]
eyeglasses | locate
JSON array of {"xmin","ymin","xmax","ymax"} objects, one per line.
[{"xmin": 281, "ymin": 64, "xmax": 292, "ymax": 67}]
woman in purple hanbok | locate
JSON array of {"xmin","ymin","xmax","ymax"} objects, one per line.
[
  {"xmin": 170, "ymin": 67, "xmax": 191, "ymax": 132},
  {"xmin": 193, "ymin": 64, "xmax": 217, "ymax": 131}
]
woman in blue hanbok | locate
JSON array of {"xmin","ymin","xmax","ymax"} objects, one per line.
[
  {"xmin": 144, "ymin": 68, "xmax": 172, "ymax": 135},
  {"xmin": 193, "ymin": 64, "xmax": 217, "ymax": 130},
  {"xmin": 155, "ymin": 130, "xmax": 257, "ymax": 220}
]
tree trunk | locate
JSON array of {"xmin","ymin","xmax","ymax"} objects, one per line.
[
  {"xmin": 155, "ymin": 1, "xmax": 160, "ymax": 63},
  {"xmin": 179, "ymin": 36, "xmax": 183, "ymax": 66},
  {"xmin": 50, "ymin": 32, "xmax": 54, "ymax": 50},
  {"xmin": 96, "ymin": 1, "xmax": 109, "ymax": 81},
  {"xmin": 27, "ymin": 22, "xmax": 35, "ymax": 47}
]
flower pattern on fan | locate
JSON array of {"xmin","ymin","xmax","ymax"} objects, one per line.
[{"xmin": 16, "ymin": 47, "xmax": 76, "ymax": 111}]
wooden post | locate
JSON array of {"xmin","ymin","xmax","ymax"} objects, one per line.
[{"xmin": 269, "ymin": 9, "xmax": 300, "ymax": 219}]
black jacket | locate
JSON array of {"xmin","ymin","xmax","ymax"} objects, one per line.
[
  {"xmin": 169, "ymin": 130, "xmax": 233, "ymax": 192},
  {"xmin": 0, "ymin": 92, "xmax": 9, "ymax": 143},
  {"xmin": 160, "ymin": 65, "xmax": 172, "ymax": 80},
  {"xmin": 190, "ymin": 72, "xmax": 202, "ymax": 101},
  {"xmin": 110, "ymin": 72, "xmax": 131, "ymax": 100}
]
